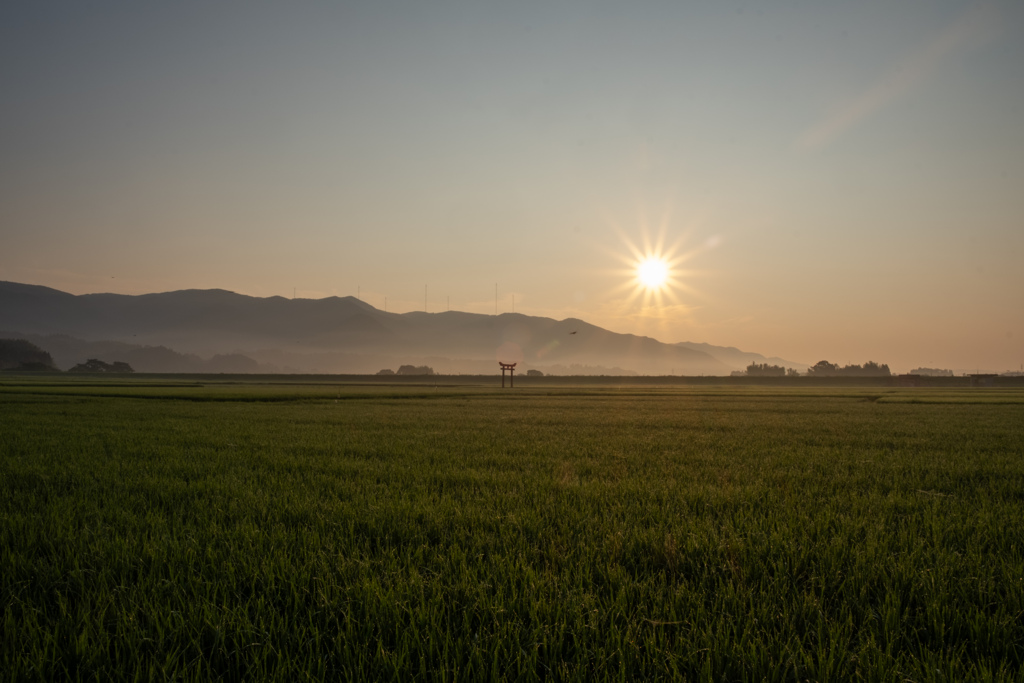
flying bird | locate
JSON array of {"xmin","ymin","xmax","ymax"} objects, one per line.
[{"xmin": 569, "ymin": 330, "xmax": 577, "ymax": 335}]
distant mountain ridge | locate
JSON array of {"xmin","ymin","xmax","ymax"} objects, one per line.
[{"xmin": 0, "ymin": 281, "xmax": 805, "ymax": 375}]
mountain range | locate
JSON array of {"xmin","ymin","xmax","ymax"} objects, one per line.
[{"xmin": 1, "ymin": 281, "xmax": 807, "ymax": 375}]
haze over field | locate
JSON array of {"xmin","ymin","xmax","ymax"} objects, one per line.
[{"xmin": 2, "ymin": 1, "xmax": 1022, "ymax": 372}]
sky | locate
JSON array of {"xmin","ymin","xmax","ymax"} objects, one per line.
[{"xmin": 2, "ymin": 0, "xmax": 1022, "ymax": 373}]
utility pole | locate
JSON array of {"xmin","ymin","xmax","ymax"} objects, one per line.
[
  {"xmin": 495, "ymin": 284, "xmax": 497, "ymax": 315},
  {"xmin": 425, "ymin": 285, "xmax": 427, "ymax": 313}
]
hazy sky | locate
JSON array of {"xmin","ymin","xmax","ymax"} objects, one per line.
[{"xmin": 2, "ymin": 1, "xmax": 1022, "ymax": 372}]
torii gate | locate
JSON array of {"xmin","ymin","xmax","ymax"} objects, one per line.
[{"xmin": 499, "ymin": 361, "xmax": 517, "ymax": 388}]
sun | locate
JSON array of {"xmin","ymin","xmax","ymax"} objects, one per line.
[
  {"xmin": 636, "ymin": 257, "xmax": 670, "ymax": 291},
  {"xmin": 596, "ymin": 204, "xmax": 718, "ymax": 321}
]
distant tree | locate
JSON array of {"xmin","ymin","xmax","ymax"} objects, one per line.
[
  {"xmin": 526, "ymin": 369, "xmax": 544, "ymax": 377},
  {"xmin": 746, "ymin": 363, "xmax": 785, "ymax": 377},
  {"xmin": 376, "ymin": 368, "xmax": 395, "ymax": 375},
  {"xmin": 909, "ymin": 367, "xmax": 953, "ymax": 377},
  {"xmin": 396, "ymin": 364, "xmax": 435, "ymax": 376},
  {"xmin": 837, "ymin": 362, "xmax": 891, "ymax": 377},
  {"xmin": 69, "ymin": 359, "xmax": 101, "ymax": 373},
  {"xmin": 0, "ymin": 339, "xmax": 55, "ymax": 371},
  {"xmin": 859, "ymin": 361, "xmax": 891, "ymax": 377},
  {"xmin": 69, "ymin": 359, "xmax": 134, "ymax": 373},
  {"xmin": 806, "ymin": 360, "xmax": 839, "ymax": 377},
  {"xmin": 786, "ymin": 367, "xmax": 801, "ymax": 377}
]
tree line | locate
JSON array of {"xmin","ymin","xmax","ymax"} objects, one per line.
[
  {"xmin": 745, "ymin": 363, "xmax": 800, "ymax": 377},
  {"xmin": 806, "ymin": 360, "xmax": 891, "ymax": 377},
  {"xmin": 377, "ymin": 365, "xmax": 436, "ymax": 376},
  {"xmin": 745, "ymin": 360, "xmax": 891, "ymax": 377}
]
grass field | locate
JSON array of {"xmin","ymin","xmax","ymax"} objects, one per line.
[{"xmin": 2, "ymin": 377, "xmax": 1023, "ymax": 681}]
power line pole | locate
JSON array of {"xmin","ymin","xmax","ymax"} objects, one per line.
[{"xmin": 495, "ymin": 284, "xmax": 497, "ymax": 315}]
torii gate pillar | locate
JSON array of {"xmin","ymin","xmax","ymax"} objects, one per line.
[{"xmin": 499, "ymin": 362, "xmax": 517, "ymax": 388}]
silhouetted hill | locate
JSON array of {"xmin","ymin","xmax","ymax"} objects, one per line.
[
  {"xmin": 0, "ymin": 331, "xmax": 272, "ymax": 374},
  {"xmin": 0, "ymin": 338, "xmax": 56, "ymax": 371},
  {"xmin": 0, "ymin": 281, "xmax": 803, "ymax": 375}
]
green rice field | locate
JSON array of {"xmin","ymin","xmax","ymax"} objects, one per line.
[{"xmin": 2, "ymin": 377, "xmax": 1023, "ymax": 681}]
